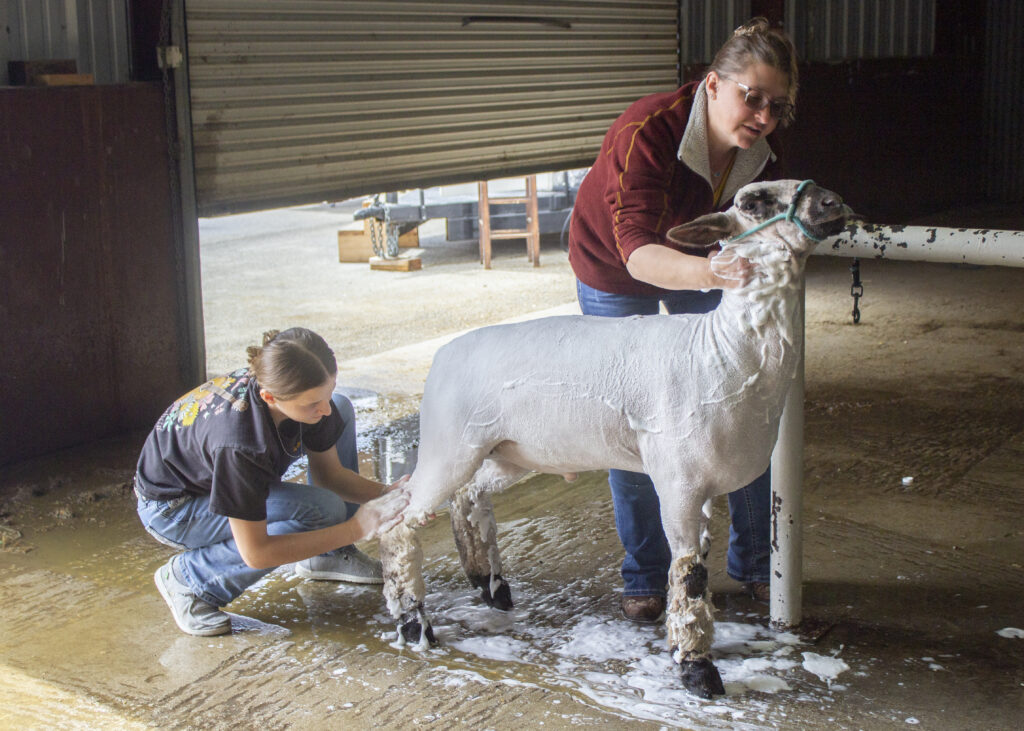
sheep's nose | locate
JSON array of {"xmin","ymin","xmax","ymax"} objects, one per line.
[
  {"xmin": 809, "ymin": 188, "xmax": 853, "ymax": 225},
  {"xmin": 814, "ymin": 191, "xmax": 843, "ymax": 212}
]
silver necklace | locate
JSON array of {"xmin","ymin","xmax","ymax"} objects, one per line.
[{"xmin": 274, "ymin": 421, "xmax": 303, "ymax": 459}]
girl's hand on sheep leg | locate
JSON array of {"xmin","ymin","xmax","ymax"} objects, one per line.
[
  {"xmin": 381, "ymin": 475, "xmax": 436, "ymax": 526},
  {"xmin": 351, "ymin": 488, "xmax": 411, "ymax": 541}
]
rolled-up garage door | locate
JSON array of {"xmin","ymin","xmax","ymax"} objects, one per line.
[{"xmin": 184, "ymin": 0, "xmax": 680, "ymax": 216}]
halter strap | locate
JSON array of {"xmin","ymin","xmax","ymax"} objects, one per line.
[{"xmin": 728, "ymin": 179, "xmax": 822, "ymax": 243}]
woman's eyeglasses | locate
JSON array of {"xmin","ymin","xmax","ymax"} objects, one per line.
[{"xmin": 721, "ymin": 77, "xmax": 794, "ymax": 122}]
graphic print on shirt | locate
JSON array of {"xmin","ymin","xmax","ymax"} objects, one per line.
[{"xmin": 159, "ymin": 368, "xmax": 252, "ymax": 430}]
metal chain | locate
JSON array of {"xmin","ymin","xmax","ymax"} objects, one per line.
[
  {"xmin": 368, "ymin": 194, "xmax": 387, "ymax": 258},
  {"xmin": 850, "ymin": 258, "xmax": 863, "ymax": 324},
  {"xmin": 367, "ymin": 194, "xmax": 400, "ymax": 258},
  {"xmin": 368, "ymin": 216, "xmax": 384, "ymax": 259},
  {"xmin": 385, "ymin": 221, "xmax": 399, "ymax": 258}
]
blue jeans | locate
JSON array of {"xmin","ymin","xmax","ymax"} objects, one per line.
[
  {"xmin": 576, "ymin": 280, "xmax": 771, "ymax": 595},
  {"xmin": 137, "ymin": 393, "xmax": 360, "ymax": 607}
]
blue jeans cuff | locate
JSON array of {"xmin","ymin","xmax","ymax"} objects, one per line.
[{"xmin": 622, "ymin": 589, "xmax": 667, "ymax": 598}]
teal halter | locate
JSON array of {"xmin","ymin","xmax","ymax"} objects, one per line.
[{"xmin": 729, "ymin": 179, "xmax": 822, "ymax": 243}]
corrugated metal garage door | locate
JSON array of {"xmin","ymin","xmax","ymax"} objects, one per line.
[
  {"xmin": 787, "ymin": 0, "xmax": 935, "ymax": 61},
  {"xmin": 184, "ymin": 0, "xmax": 680, "ymax": 216}
]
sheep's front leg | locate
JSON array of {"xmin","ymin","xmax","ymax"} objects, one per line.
[
  {"xmin": 379, "ymin": 522, "xmax": 437, "ymax": 647},
  {"xmin": 668, "ymin": 552, "xmax": 724, "ymax": 698},
  {"xmin": 655, "ymin": 485, "xmax": 725, "ymax": 698}
]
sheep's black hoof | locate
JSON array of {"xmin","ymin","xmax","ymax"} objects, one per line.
[
  {"xmin": 486, "ymin": 579, "xmax": 514, "ymax": 611},
  {"xmin": 469, "ymin": 574, "xmax": 515, "ymax": 611},
  {"xmin": 679, "ymin": 656, "xmax": 725, "ymax": 699},
  {"xmin": 398, "ymin": 610, "xmax": 437, "ymax": 646}
]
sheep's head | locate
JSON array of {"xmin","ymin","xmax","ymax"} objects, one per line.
[{"xmin": 666, "ymin": 180, "xmax": 850, "ymax": 263}]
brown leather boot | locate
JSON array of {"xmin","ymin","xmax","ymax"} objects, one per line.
[
  {"xmin": 621, "ymin": 595, "xmax": 666, "ymax": 624},
  {"xmin": 744, "ymin": 581, "xmax": 770, "ymax": 603}
]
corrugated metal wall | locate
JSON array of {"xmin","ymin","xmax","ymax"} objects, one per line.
[
  {"xmin": 787, "ymin": 0, "xmax": 935, "ymax": 61},
  {"xmin": 0, "ymin": 0, "xmax": 129, "ymax": 84},
  {"xmin": 679, "ymin": 1, "xmax": 936, "ymax": 66},
  {"xmin": 984, "ymin": 0, "xmax": 1023, "ymax": 201},
  {"xmin": 679, "ymin": 0, "xmax": 751, "ymax": 64},
  {"xmin": 184, "ymin": 0, "xmax": 680, "ymax": 217}
]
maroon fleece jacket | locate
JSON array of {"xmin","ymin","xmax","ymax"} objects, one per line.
[{"xmin": 568, "ymin": 81, "xmax": 783, "ymax": 297}]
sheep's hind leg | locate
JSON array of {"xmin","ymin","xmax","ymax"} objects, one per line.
[
  {"xmin": 379, "ymin": 522, "xmax": 437, "ymax": 646},
  {"xmin": 451, "ymin": 489, "xmax": 512, "ymax": 609},
  {"xmin": 450, "ymin": 460, "xmax": 527, "ymax": 610}
]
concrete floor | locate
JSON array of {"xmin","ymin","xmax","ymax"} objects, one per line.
[{"xmin": 1, "ymin": 204, "xmax": 1022, "ymax": 729}]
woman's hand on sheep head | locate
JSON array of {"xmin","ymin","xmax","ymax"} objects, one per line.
[
  {"xmin": 352, "ymin": 487, "xmax": 410, "ymax": 540},
  {"xmin": 709, "ymin": 247, "xmax": 755, "ymax": 288}
]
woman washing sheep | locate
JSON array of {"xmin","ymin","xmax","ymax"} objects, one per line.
[
  {"xmin": 134, "ymin": 327, "xmax": 409, "ymax": 635},
  {"xmin": 569, "ymin": 17, "xmax": 799, "ymax": 622}
]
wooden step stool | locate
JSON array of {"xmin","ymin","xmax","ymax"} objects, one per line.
[{"xmin": 477, "ymin": 176, "xmax": 540, "ymax": 269}]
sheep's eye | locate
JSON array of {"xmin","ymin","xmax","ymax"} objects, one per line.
[{"xmin": 740, "ymin": 198, "xmax": 759, "ymax": 212}]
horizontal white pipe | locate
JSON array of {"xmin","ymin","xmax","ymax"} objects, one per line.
[{"xmin": 820, "ymin": 224, "xmax": 1024, "ymax": 268}]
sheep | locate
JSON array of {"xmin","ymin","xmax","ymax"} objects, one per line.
[{"xmin": 378, "ymin": 179, "xmax": 851, "ymax": 698}]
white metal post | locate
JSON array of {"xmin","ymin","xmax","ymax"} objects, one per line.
[{"xmin": 770, "ymin": 283, "xmax": 804, "ymax": 629}]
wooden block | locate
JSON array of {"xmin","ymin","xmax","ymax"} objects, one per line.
[
  {"xmin": 36, "ymin": 73, "xmax": 94, "ymax": 86},
  {"xmin": 337, "ymin": 225, "xmax": 419, "ymax": 262},
  {"xmin": 337, "ymin": 229, "xmax": 375, "ymax": 262},
  {"xmin": 369, "ymin": 255, "xmax": 422, "ymax": 272},
  {"xmin": 398, "ymin": 226, "xmax": 419, "ymax": 248},
  {"xmin": 8, "ymin": 60, "xmax": 77, "ymax": 85}
]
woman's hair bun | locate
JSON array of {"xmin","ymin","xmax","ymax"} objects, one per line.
[
  {"xmin": 733, "ymin": 17, "xmax": 772, "ymax": 37},
  {"xmin": 246, "ymin": 329, "xmax": 281, "ymax": 366}
]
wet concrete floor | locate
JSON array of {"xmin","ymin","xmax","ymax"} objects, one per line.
[{"xmin": 2, "ymin": 227, "xmax": 1023, "ymax": 729}]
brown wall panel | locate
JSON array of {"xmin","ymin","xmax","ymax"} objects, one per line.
[
  {"xmin": 681, "ymin": 55, "xmax": 983, "ymax": 223},
  {"xmin": 0, "ymin": 84, "xmax": 193, "ymax": 466},
  {"xmin": 777, "ymin": 58, "xmax": 982, "ymax": 223}
]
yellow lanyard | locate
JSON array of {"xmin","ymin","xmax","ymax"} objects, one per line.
[{"xmin": 711, "ymin": 152, "xmax": 737, "ymax": 208}]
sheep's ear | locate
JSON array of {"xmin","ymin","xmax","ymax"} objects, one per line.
[{"xmin": 666, "ymin": 213, "xmax": 734, "ymax": 251}]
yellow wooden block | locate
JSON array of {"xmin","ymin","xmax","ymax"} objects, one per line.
[
  {"xmin": 337, "ymin": 224, "xmax": 419, "ymax": 262},
  {"xmin": 337, "ymin": 230, "xmax": 375, "ymax": 262},
  {"xmin": 397, "ymin": 227, "xmax": 419, "ymax": 248}
]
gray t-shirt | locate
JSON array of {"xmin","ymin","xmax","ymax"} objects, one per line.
[{"xmin": 135, "ymin": 369, "xmax": 343, "ymax": 521}]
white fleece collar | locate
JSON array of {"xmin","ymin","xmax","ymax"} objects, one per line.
[{"xmin": 678, "ymin": 79, "xmax": 777, "ymax": 205}]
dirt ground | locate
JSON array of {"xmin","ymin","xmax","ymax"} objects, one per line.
[{"xmin": 1, "ymin": 204, "xmax": 1022, "ymax": 730}]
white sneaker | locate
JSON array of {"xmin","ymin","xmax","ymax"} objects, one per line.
[
  {"xmin": 295, "ymin": 546, "xmax": 383, "ymax": 584},
  {"xmin": 154, "ymin": 558, "xmax": 231, "ymax": 636}
]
